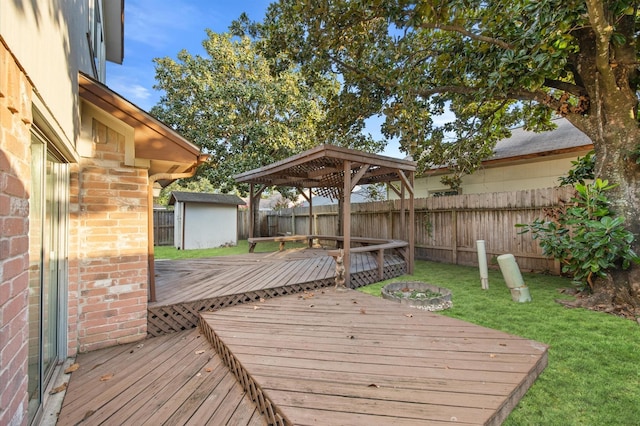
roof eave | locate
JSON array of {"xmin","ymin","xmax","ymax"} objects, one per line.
[{"xmin": 79, "ymin": 72, "xmax": 202, "ymax": 162}]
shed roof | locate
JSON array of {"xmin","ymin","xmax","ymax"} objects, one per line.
[
  {"xmin": 168, "ymin": 192, "xmax": 246, "ymax": 206},
  {"xmin": 234, "ymin": 144, "xmax": 416, "ymax": 189}
]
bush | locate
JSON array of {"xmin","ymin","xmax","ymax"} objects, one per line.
[{"xmin": 517, "ymin": 179, "xmax": 639, "ymax": 291}]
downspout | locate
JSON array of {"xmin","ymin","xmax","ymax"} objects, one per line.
[{"xmin": 147, "ymin": 155, "xmax": 207, "ymax": 302}]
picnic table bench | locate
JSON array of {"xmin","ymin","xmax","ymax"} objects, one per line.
[
  {"xmin": 247, "ymin": 235, "xmax": 314, "ymax": 253},
  {"xmin": 247, "ymin": 235, "xmax": 399, "ymax": 253}
]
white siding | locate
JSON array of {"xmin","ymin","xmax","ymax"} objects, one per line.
[
  {"xmin": 1, "ymin": 0, "xmax": 102, "ymax": 153},
  {"xmin": 406, "ymin": 151, "xmax": 591, "ymax": 198},
  {"xmin": 181, "ymin": 203, "xmax": 238, "ymax": 250}
]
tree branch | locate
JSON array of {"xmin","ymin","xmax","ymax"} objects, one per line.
[
  {"xmin": 416, "ymin": 22, "xmax": 513, "ymax": 50},
  {"xmin": 584, "ymin": 0, "xmax": 617, "ymax": 93},
  {"xmin": 543, "ymin": 79, "xmax": 589, "ymax": 97},
  {"xmin": 327, "ymin": 53, "xmax": 399, "ymax": 93}
]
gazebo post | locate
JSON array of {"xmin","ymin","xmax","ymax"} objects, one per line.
[
  {"xmin": 400, "ymin": 183, "xmax": 406, "ymax": 240},
  {"xmin": 343, "ymin": 160, "xmax": 351, "ymax": 287},
  {"xmin": 249, "ymin": 183, "xmax": 255, "ymax": 239},
  {"xmin": 297, "ymin": 187, "xmax": 314, "ymax": 246},
  {"xmin": 409, "ymin": 171, "xmax": 415, "ymax": 274},
  {"xmin": 308, "ymin": 188, "xmax": 313, "ymax": 237},
  {"xmin": 395, "ymin": 169, "xmax": 415, "ymax": 275}
]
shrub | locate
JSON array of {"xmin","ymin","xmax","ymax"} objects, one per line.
[{"xmin": 517, "ymin": 179, "xmax": 639, "ymax": 291}]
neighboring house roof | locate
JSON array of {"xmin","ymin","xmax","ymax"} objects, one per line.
[
  {"xmin": 490, "ymin": 117, "xmax": 593, "ymax": 162},
  {"xmin": 423, "ymin": 117, "xmax": 594, "ymax": 175},
  {"xmin": 168, "ymin": 191, "xmax": 246, "ymax": 206},
  {"xmin": 299, "ymin": 186, "xmax": 378, "ymax": 207}
]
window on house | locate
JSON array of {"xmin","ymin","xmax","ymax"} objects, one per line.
[{"xmin": 88, "ymin": 0, "xmax": 106, "ymax": 81}]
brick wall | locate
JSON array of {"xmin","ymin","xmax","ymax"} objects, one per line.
[
  {"xmin": 75, "ymin": 119, "xmax": 148, "ymax": 352},
  {"xmin": 0, "ymin": 41, "xmax": 32, "ymax": 426}
]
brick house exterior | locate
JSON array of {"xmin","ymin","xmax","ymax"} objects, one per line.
[
  {"xmin": 1, "ymin": 41, "xmax": 34, "ymax": 426},
  {"xmin": 74, "ymin": 120, "xmax": 151, "ymax": 352},
  {"xmin": 1, "ymin": 3, "xmax": 204, "ymax": 424}
]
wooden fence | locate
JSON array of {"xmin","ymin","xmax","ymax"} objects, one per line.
[
  {"xmin": 238, "ymin": 186, "xmax": 575, "ymax": 274},
  {"xmin": 153, "ymin": 210, "xmax": 174, "ymax": 246}
]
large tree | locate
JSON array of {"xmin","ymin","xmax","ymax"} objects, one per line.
[
  {"xmin": 151, "ymin": 30, "xmax": 384, "ymax": 194},
  {"xmin": 243, "ymin": 0, "xmax": 640, "ymax": 312}
]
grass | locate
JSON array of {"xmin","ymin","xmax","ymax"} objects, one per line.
[
  {"xmin": 153, "ymin": 242, "xmax": 639, "ymax": 424},
  {"xmin": 360, "ymin": 261, "xmax": 640, "ymax": 426},
  {"xmin": 153, "ymin": 240, "xmax": 307, "ymax": 259}
]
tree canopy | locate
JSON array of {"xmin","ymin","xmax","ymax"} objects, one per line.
[
  {"xmin": 150, "ymin": 30, "xmax": 384, "ymax": 194},
  {"xmin": 237, "ymin": 0, "xmax": 640, "ymax": 311}
]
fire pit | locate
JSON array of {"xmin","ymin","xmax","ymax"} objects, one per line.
[{"xmin": 381, "ymin": 281, "xmax": 452, "ymax": 311}]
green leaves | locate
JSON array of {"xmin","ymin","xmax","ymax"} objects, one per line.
[
  {"xmin": 151, "ymin": 31, "xmax": 382, "ymax": 194},
  {"xmin": 518, "ymin": 178, "xmax": 640, "ymax": 291},
  {"xmin": 558, "ymin": 151, "xmax": 595, "ymax": 186}
]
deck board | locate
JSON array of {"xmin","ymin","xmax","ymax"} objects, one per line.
[
  {"xmin": 57, "ymin": 329, "xmax": 267, "ymax": 426},
  {"xmin": 60, "ymin": 250, "xmax": 547, "ymax": 425},
  {"xmin": 200, "ymin": 288, "xmax": 548, "ymax": 425},
  {"xmin": 148, "ymin": 248, "xmax": 407, "ymax": 336}
]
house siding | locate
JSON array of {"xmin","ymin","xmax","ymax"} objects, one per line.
[
  {"xmin": 0, "ymin": 41, "xmax": 32, "ymax": 426},
  {"xmin": 405, "ymin": 151, "xmax": 592, "ymax": 198},
  {"xmin": 0, "ymin": 0, "xmax": 95, "ymax": 144}
]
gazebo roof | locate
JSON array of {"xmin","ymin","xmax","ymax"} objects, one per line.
[
  {"xmin": 234, "ymin": 144, "xmax": 416, "ymax": 189},
  {"xmin": 235, "ymin": 144, "xmax": 416, "ymax": 280}
]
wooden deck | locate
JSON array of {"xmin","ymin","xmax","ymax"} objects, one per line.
[
  {"xmin": 148, "ymin": 248, "xmax": 406, "ymax": 336},
  {"xmin": 57, "ymin": 328, "xmax": 267, "ymax": 425},
  {"xmin": 59, "ymin": 251, "xmax": 548, "ymax": 425},
  {"xmin": 200, "ymin": 287, "xmax": 548, "ymax": 425}
]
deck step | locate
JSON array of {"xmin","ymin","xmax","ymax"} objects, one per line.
[{"xmin": 198, "ymin": 288, "xmax": 548, "ymax": 426}]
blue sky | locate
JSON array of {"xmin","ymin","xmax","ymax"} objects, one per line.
[{"xmin": 106, "ymin": 0, "xmax": 406, "ymax": 158}]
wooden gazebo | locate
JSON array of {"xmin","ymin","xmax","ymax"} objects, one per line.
[{"xmin": 234, "ymin": 144, "xmax": 417, "ymax": 284}]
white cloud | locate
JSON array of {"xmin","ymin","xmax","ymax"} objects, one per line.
[{"xmin": 106, "ymin": 72, "xmax": 157, "ymax": 110}]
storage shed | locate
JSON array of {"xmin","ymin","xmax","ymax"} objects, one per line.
[{"xmin": 169, "ymin": 192, "xmax": 246, "ymax": 249}]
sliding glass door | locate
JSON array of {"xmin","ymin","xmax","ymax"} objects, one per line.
[{"xmin": 28, "ymin": 131, "xmax": 68, "ymax": 424}]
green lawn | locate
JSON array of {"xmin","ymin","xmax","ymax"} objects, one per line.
[
  {"xmin": 153, "ymin": 242, "xmax": 640, "ymax": 425},
  {"xmin": 153, "ymin": 240, "xmax": 307, "ymax": 259},
  {"xmin": 360, "ymin": 261, "xmax": 640, "ymax": 426}
]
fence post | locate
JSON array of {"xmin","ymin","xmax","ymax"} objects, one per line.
[{"xmin": 451, "ymin": 209, "xmax": 458, "ymax": 264}]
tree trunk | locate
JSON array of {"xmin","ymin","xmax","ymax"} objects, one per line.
[
  {"xmin": 594, "ymin": 137, "xmax": 640, "ymax": 314},
  {"xmin": 570, "ymin": 116, "xmax": 640, "ymax": 315},
  {"xmin": 566, "ymin": 23, "xmax": 640, "ymax": 315}
]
